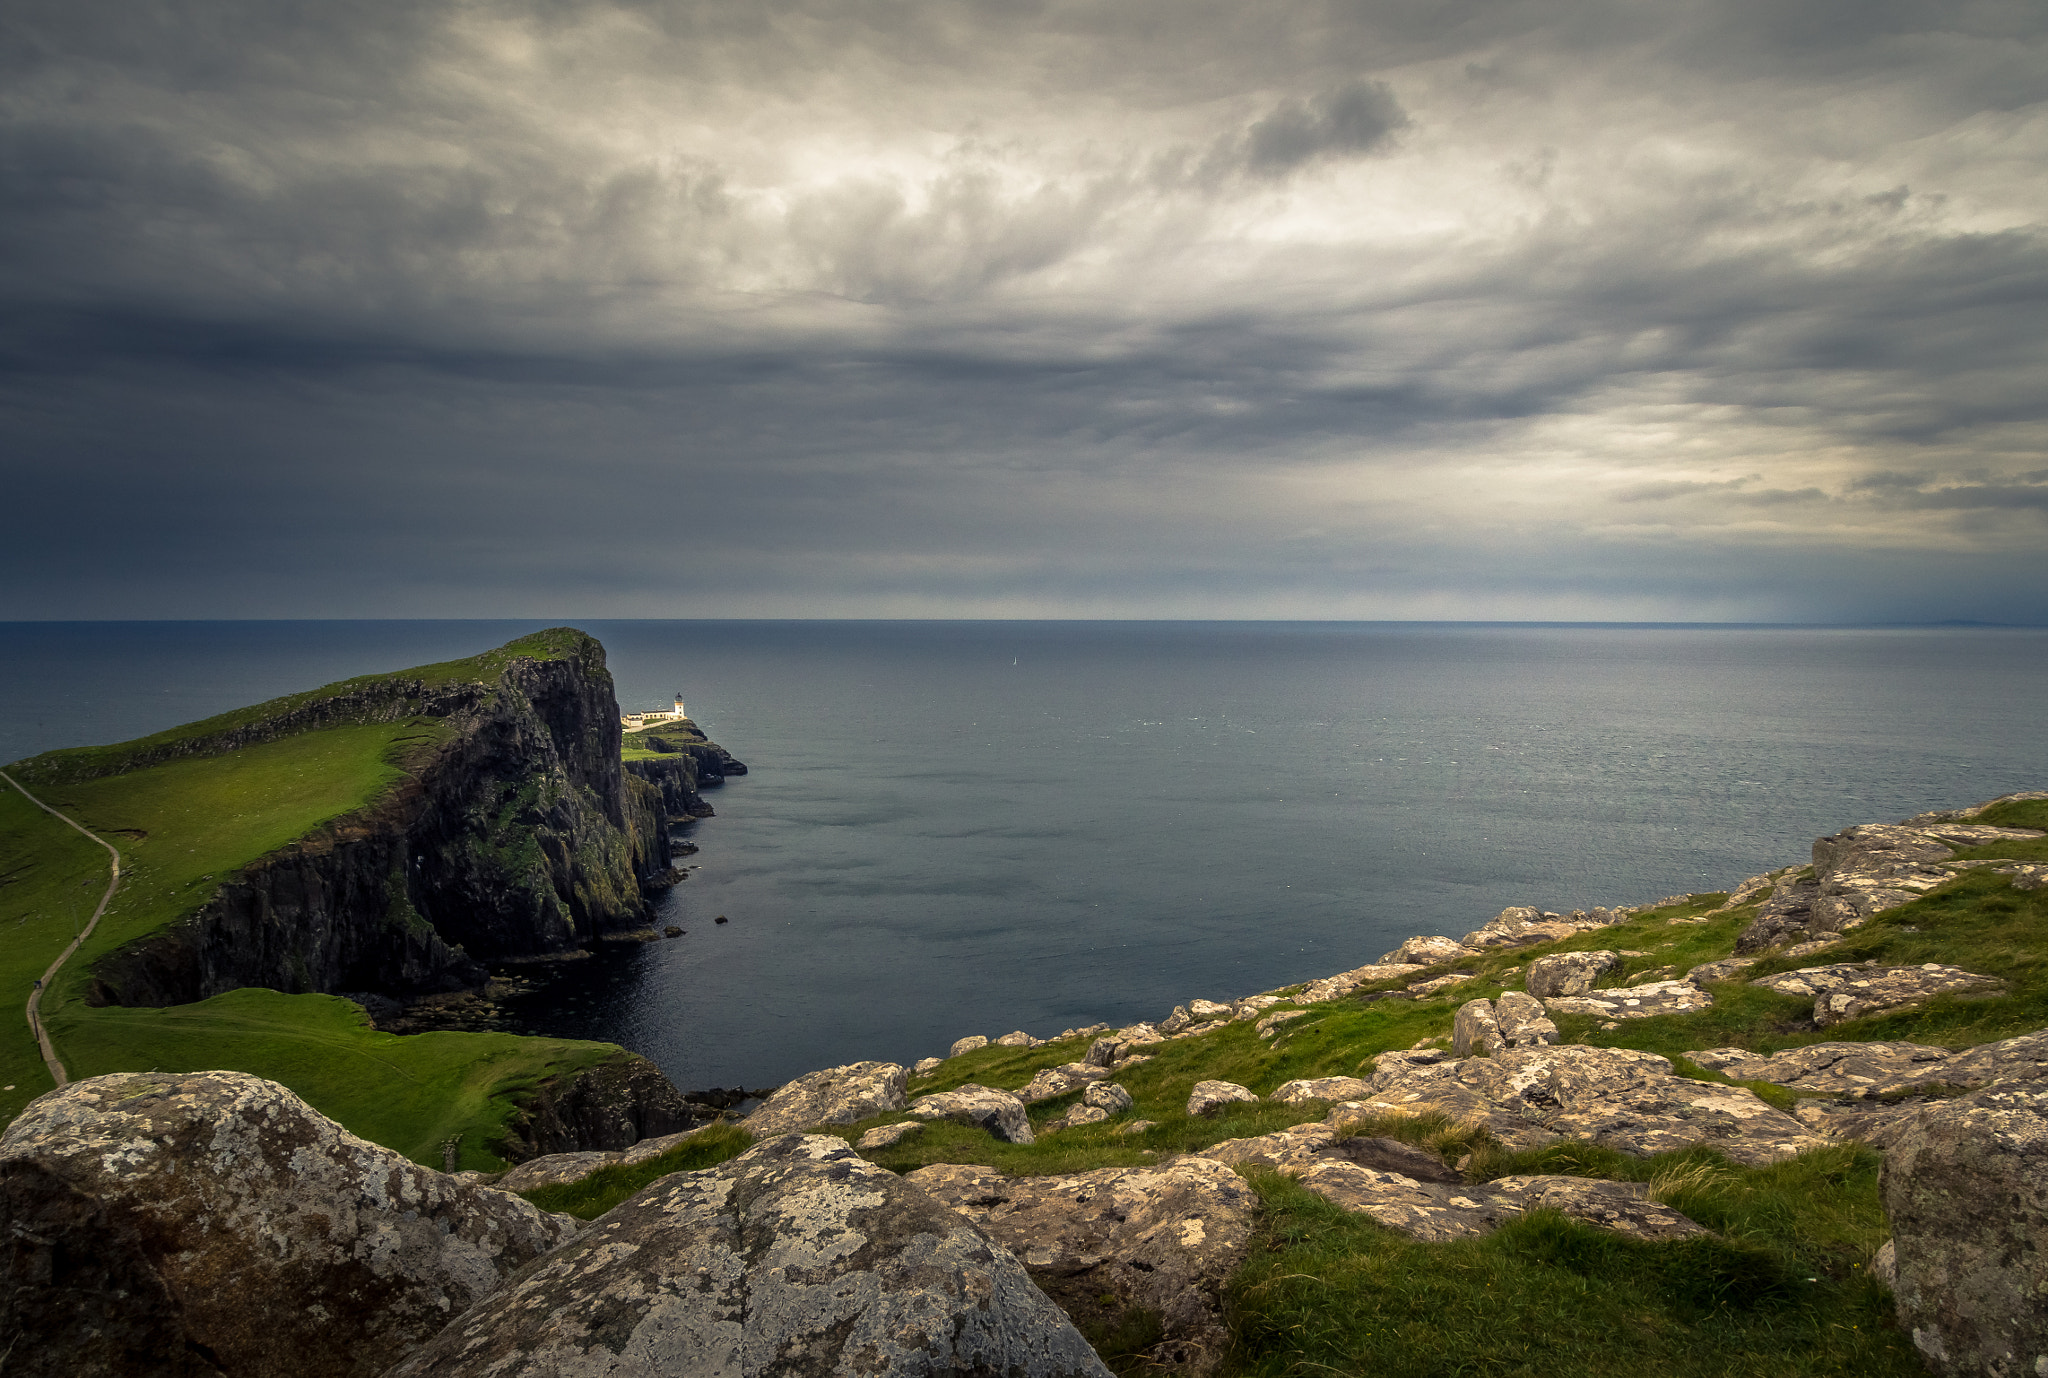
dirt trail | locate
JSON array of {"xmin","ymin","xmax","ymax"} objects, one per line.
[{"xmin": 1, "ymin": 768, "xmax": 121, "ymax": 1087}]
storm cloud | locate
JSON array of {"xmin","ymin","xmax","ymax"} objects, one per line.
[{"xmin": 3, "ymin": 0, "xmax": 2045, "ymax": 620}]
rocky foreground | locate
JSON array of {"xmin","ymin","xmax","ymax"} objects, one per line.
[{"xmin": 5, "ymin": 791, "xmax": 2046, "ymax": 1376}]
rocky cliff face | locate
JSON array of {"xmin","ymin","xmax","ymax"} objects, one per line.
[
  {"xmin": 624, "ymin": 723, "xmax": 748, "ymax": 822},
  {"xmin": 85, "ymin": 633, "xmax": 682, "ymax": 1008}
]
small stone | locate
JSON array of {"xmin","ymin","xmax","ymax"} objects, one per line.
[
  {"xmin": 1084, "ymin": 1082, "xmax": 1134, "ymax": 1113},
  {"xmin": 912, "ymin": 1056, "xmax": 945, "ymax": 1075},
  {"xmin": 858, "ymin": 1120, "xmax": 925, "ymax": 1150},
  {"xmin": 950, "ymin": 1034, "xmax": 990, "ymax": 1058},
  {"xmin": 1492, "ymin": 990, "xmax": 1559, "ymax": 1047},
  {"xmin": 1255, "ymin": 1010, "xmax": 1308, "ymax": 1039},
  {"xmin": 994, "ymin": 1030, "xmax": 1037, "ymax": 1047},
  {"xmin": 1188, "ymin": 999, "xmax": 1233, "ymax": 1020}
]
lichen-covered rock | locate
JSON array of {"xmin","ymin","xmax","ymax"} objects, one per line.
[
  {"xmin": 744, "ymin": 1061, "xmax": 907, "ymax": 1136},
  {"xmin": 857, "ymin": 1121, "xmax": 924, "ymax": 1150},
  {"xmin": 1256, "ymin": 1010, "xmax": 1309, "ymax": 1039},
  {"xmin": 1526, "ymin": 950, "xmax": 1624, "ymax": 998},
  {"xmin": 1084, "ymin": 1081, "xmax": 1134, "ymax": 1113},
  {"xmin": 1750, "ymin": 963, "xmax": 2004, "ymax": 1027},
  {"xmin": 1542, "ymin": 978, "xmax": 1712, "ymax": 1021},
  {"xmin": 0, "ymin": 1071, "xmax": 577, "ymax": 1378},
  {"xmin": 1686, "ymin": 1041, "xmax": 1957, "ymax": 1096},
  {"xmin": 1459, "ymin": 906, "xmax": 1588, "ymax": 950},
  {"xmin": 1484, "ymin": 1176, "xmax": 1706, "ymax": 1241},
  {"xmin": 949, "ymin": 1034, "xmax": 989, "ymax": 1057},
  {"xmin": 1297, "ymin": 963, "xmax": 1426, "ymax": 1003},
  {"xmin": 1271, "ymin": 1075, "xmax": 1378, "ymax": 1105},
  {"xmin": 908, "ymin": 1157, "xmax": 1255, "ymax": 1375},
  {"xmin": 1453, "ymin": 997, "xmax": 1506, "ymax": 1056},
  {"xmin": 1687, "ymin": 956, "xmax": 1760, "ymax": 982},
  {"xmin": 911, "ymin": 1055, "xmax": 944, "ymax": 1075},
  {"xmin": 1881, "ymin": 1085, "xmax": 2048, "ymax": 1378},
  {"xmin": 1019, "ymin": 1062, "xmax": 1112, "ymax": 1104},
  {"xmin": 1735, "ymin": 874, "xmax": 1820, "ymax": 954},
  {"xmin": 493, "ymin": 1149, "xmax": 619, "ymax": 1194},
  {"xmin": 392, "ymin": 1134, "xmax": 1111, "ymax": 1378},
  {"xmin": 1360, "ymin": 1044, "xmax": 1824, "ymax": 1165},
  {"xmin": 1809, "ymin": 822, "xmax": 2042, "ymax": 934},
  {"xmin": 909, "ymin": 1084, "xmax": 1035, "ymax": 1143},
  {"xmin": 1188, "ymin": 1080, "xmax": 1261, "ymax": 1115},
  {"xmin": 1044, "ymin": 1103, "xmax": 1111, "ymax": 1132},
  {"xmin": 1380, "ymin": 935, "xmax": 1478, "ymax": 966},
  {"xmin": 1188, "ymin": 999, "xmax": 1233, "ymax": 1020},
  {"xmin": 1493, "ymin": 990, "xmax": 1560, "ymax": 1047},
  {"xmin": 995, "ymin": 1030, "xmax": 1038, "ymax": 1047}
]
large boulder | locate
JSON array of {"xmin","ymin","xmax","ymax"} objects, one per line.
[
  {"xmin": 1881, "ymin": 1085, "xmax": 2048, "ymax": 1377},
  {"xmin": 1526, "ymin": 950, "xmax": 1624, "ymax": 998},
  {"xmin": 908, "ymin": 1084, "xmax": 1036, "ymax": 1143},
  {"xmin": 1296, "ymin": 963, "xmax": 1426, "ymax": 1003},
  {"xmin": 743, "ymin": 1061, "xmax": 907, "ymax": 1136},
  {"xmin": 908, "ymin": 1158, "xmax": 1255, "ymax": 1374},
  {"xmin": 390, "ymin": 1134, "xmax": 1111, "ymax": 1378},
  {"xmin": 0, "ymin": 1071, "xmax": 577, "ymax": 1378}
]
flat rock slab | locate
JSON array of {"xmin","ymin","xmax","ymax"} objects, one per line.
[
  {"xmin": 744, "ymin": 1061, "xmax": 907, "ymax": 1136},
  {"xmin": 1360, "ymin": 1044, "xmax": 1825, "ymax": 1165},
  {"xmin": 909, "ymin": 1084, "xmax": 1035, "ymax": 1143},
  {"xmin": 0, "ymin": 1071, "xmax": 578, "ymax": 1378},
  {"xmin": 908, "ymin": 1158, "xmax": 1256, "ymax": 1375},
  {"xmin": 1687, "ymin": 1041, "xmax": 1958, "ymax": 1096},
  {"xmin": 1543, "ymin": 979, "xmax": 1712, "ymax": 1021},
  {"xmin": 1381, "ymin": 935, "xmax": 1480, "ymax": 966},
  {"xmin": 495, "ymin": 1149, "xmax": 620, "ymax": 1194},
  {"xmin": 1881, "ymin": 1084, "xmax": 2048, "ymax": 1378},
  {"xmin": 1749, "ymin": 963, "xmax": 2004, "ymax": 1027},
  {"xmin": 1019, "ymin": 1062, "xmax": 1113, "ymax": 1104},
  {"xmin": 390, "ymin": 1135, "xmax": 1111, "ymax": 1378},
  {"xmin": 1484, "ymin": 1175, "xmax": 1706, "ymax": 1241},
  {"xmin": 1271, "ymin": 1075, "xmax": 1379, "ymax": 1105},
  {"xmin": 1200, "ymin": 1122, "xmax": 1460, "ymax": 1184},
  {"xmin": 1297, "ymin": 963, "xmax": 1426, "ymax": 1003}
]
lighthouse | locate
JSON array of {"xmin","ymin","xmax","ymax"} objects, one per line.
[{"xmin": 673, "ymin": 693, "xmax": 686, "ymax": 719}]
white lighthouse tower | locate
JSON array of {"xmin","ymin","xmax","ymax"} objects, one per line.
[{"xmin": 673, "ymin": 693, "xmax": 686, "ymax": 719}]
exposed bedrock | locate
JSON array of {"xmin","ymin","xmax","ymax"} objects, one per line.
[
  {"xmin": 497, "ymin": 1053, "xmax": 720, "ymax": 1161},
  {"xmin": 1882, "ymin": 1084, "xmax": 2048, "ymax": 1378},
  {"xmin": 388, "ymin": 1134, "xmax": 1112, "ymax": 1378},
  {"xmin": 0, "ymin": 1071, "xmax": 578, "ymax": 1378},
  {"xmin": 85, "ymin": 634, "xmax": 721, "ymax": 1010}
]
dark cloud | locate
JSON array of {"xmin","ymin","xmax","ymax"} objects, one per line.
[{"xmin": 1, "ymin": 0, "xmax": 2045, "ymax": 621}]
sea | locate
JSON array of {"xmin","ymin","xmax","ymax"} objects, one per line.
[{"xmin": 4, "ymin": 620, "xmax": 2045, "ymax": 1091}]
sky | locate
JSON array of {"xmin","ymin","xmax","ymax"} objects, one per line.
[{"xmin": 4, "ymin": 0, "xmax": 2046, "ymax": 623}]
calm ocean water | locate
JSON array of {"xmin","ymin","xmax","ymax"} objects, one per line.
[{"xmin": 4, "ymin": 620, "xmax": 2045, "ymax": 1089}]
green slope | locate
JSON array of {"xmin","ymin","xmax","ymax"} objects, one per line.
[{"xmin": 0, "ymin": 628, "xmax": 642, "ymax": 1167}]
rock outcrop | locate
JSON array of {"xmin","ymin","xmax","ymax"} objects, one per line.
[
  {"xmin": 744, "ymin": 1061, "xmax": 908, "ymax": 1137},
  {"xmin": 1881, "ymin": 1084, "xmax": 2048, "ymax": 1378},
  {"xmin": 1354, "ymin": 1044, "xmax": 1824, "ymax": 1164},
  {"xmin": 1750, "ymin": 963, "xmax": 2004, "ymax": 1027},
  {"xmin": 498, "ymin": 1052, "xmax": 717, "ymax": 1160},
  {"xmin": 1542, "ymin": 978, "xmax": 1712, "ymax": 1022},
  {"xmin": 1526, "ymin": 950, "xmax": 1624, "ymax": 998},
  {"xmin": 907, "ymin": 1158, "xmax": 1256, "ymax": 1375},
  {"xmin": 75, "ymin": 631, "xmax": 694, "ymax": 1012},
  {"xmin": 0, "ymin": 1072, "xmax": 578, "ymax": 1378},
  {"xmin": 390, "ymin": 1134, "xmax": 1112, "ymax": 1378}
]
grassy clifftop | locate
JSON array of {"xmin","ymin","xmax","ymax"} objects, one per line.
[{"xmin": 0, "ymin": 629, "xmax": 652, "ymax": 1168}]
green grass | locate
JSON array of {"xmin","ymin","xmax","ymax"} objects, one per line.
[
  {"xmin": 1973, "ymin": 797, "xmax": 2048, "ymax": 831},
  {"xmin": 1226, "ymin": 1145, "xmax": 1913, "ymax": 1378},
  {"xmin": 517, "ymin": 1123, "xmax": 756, "ymax": 1217},
  {"xmin": 0, "ymin": 627, "xmax": 645, "ymax": 1170},
  {"xmin": 620, "ymin": 717, "xmax": 710, "ymax": 763},
  {"xmin": 45, "ymin": 988, "xmax": 621, "ymax": 1170},
  {"xmin": 7, "ymin": 628, "xmax": 591, "ymax": 789}
]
